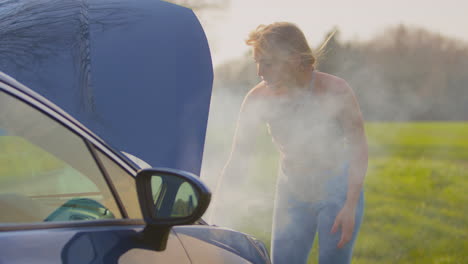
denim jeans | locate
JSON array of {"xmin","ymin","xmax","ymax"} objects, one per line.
[{"xmin": 271, "ymin": 165, "xmax": 364, "ymax": 264}]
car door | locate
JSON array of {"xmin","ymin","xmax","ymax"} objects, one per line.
[{"xmin": 0, "ymin": 81, "xmax": 190, "ymax": 263}]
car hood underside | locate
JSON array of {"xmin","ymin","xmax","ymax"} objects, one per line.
[{"xmin": 0, "ymin": 0, "xmax": 213, "ymax": 175}]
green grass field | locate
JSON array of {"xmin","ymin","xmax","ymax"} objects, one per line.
[
  {"xmin": 351, "ymin": 123, "xmax": 468, "ymax": 264},
  {"xmin": 205, "ymin": 122, "xmax": 468, "ymax": 264}
]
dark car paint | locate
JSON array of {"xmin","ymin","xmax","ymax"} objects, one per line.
[
  {"xmin": 0, "ymin": 74, "xmax": 270, "ymax": 263},
  {"xmin": 0, "ymin": 225, "xmax": 191, "ymax": 263},
  {"xmin": 174, "ymin": 226, "xmax": 271, "ymax": 264},
  {"xmin": 0, "ymin": 0, "xmax": 213, "ymax": 175}
]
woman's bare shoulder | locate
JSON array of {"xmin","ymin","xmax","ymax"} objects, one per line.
[
  {"xmin": 316, "ymin": 71, "xmax": 352, "ymax": 95},
  {"xmin": 238, "ymin": 82, "xmax": 270, "ymax": 117},
  {"xmin": 248, "ymin": 81, "xmax": 269, "ymax": 97},
  {"xmin": 242, "ymin": 81, "xmax": 271, "ymax": 103}
]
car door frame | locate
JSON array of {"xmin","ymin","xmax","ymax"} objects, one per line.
[{"xmin": 0, "ymin": 76, "xmax": 144, "ymax": 231}]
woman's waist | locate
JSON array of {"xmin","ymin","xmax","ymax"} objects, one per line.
[
  {"xmin": 277, "ymin": 161, "xmax": 350, "ymax": 202},
  {"xmin": 279, "ymin": 148, "xmax": 347, "ymax": 169},
  {"xmin": 280, "ymin": 158, "xmax": 345, "ymax": 177},
  {"xmin": 272, "ymin": 135, "xmax": 347, "ymax": 155}
]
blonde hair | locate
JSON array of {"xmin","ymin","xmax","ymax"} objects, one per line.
[{"xmin": 246, "ymin": 22, "xmax": 316, "ymax": 68}]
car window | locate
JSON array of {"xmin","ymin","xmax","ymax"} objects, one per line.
[
  {"xmin": 95, "ymin": 150, "xmax": 142, "ymax": 219},
  {"xmin": 0, "ymin": 91, "xmax": 121, "ymax": 223}
]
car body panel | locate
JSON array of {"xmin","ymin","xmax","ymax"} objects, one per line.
[
  {"xmin": 175, "ymin": 234, "xmax": 252, "ymax": 264},
  {"xmin": 174, "ymin": 226, "xmax": 271, "ymax": 264},
  {"xmin": 0, "ymin": 0, "xmax": 213, "ymax": 175},
  {"xmin": 0, "ymin": 225, "xmax": 190, "ymax": 263}
]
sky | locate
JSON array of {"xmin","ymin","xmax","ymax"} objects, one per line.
[{"xmin": 195, "ymin": 0, "xmax": 468, "ymax": 66}]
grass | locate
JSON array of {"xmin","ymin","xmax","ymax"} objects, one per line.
[
  {"xmin": 203, "ymin": 122, "xmax": 468, "ymax": 264},
  {"xmin": 350, "ymin": 123, "xmax": 468, "ymax": 264},
  {"xmin": 354, "ymin": 157, "xmax": 467, "ymax": 264}
]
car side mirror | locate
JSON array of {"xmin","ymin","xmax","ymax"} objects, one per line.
[{"xmin": 135, "ymin": 168, "xmax": 211, "ymax": 251}]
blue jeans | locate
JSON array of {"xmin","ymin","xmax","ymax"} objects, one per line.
[{"xmin": 271, "ymin": 165, "xmax": 364, "ymax": 264}]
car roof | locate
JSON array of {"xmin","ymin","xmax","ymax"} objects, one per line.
[
  {"xmin": 0, "ymin": 71, "xmax": 141, "ymax": 172},
  {"xmin": 0, "ymin": 71, "xmax": 101, "ymax": 142},
  {"xmin": 0, "ymin": 0, "xmax": 213, "ymax": 176}
]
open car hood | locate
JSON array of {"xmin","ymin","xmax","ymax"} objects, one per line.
[{"xmin": 0, "ymin": 0, "xmax": 213, "ymax": 175}]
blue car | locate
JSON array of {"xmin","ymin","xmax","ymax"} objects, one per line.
[
  {"xmin": 0, "ymin": 0, "xmax": 270, "ymax": 263},
  {"xmin": 0, "ymin": 72, "xmax": 269, "ymax": 263}
]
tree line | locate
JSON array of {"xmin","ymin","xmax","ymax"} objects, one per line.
[{"xmin": 213, "ymin": 25, "xmax": 468, "ymax": 121}]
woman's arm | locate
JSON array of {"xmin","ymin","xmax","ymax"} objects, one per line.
[
  {"xmin": 339, "ymin": 82, "xmax": 368, "ymax": 209},
  {"xmin": 208, "ymin": 86, "xmax": 264, "ymax": 222},
  {"xmin": 220, "ymin": 87, "xmax": 264, "ymax": 182},
  {"xmin": 331, "ymin": 79, "xmax": 368, "ymax": 248}
]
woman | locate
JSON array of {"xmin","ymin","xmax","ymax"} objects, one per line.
[{"xmin": 219, "ymin": 22, "xmax": 368, "ymax": 264}]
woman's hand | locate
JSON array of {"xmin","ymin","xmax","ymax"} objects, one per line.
[{"xmin": 330, "ymin": 203, "xmax": 356, "ymax": 248}]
